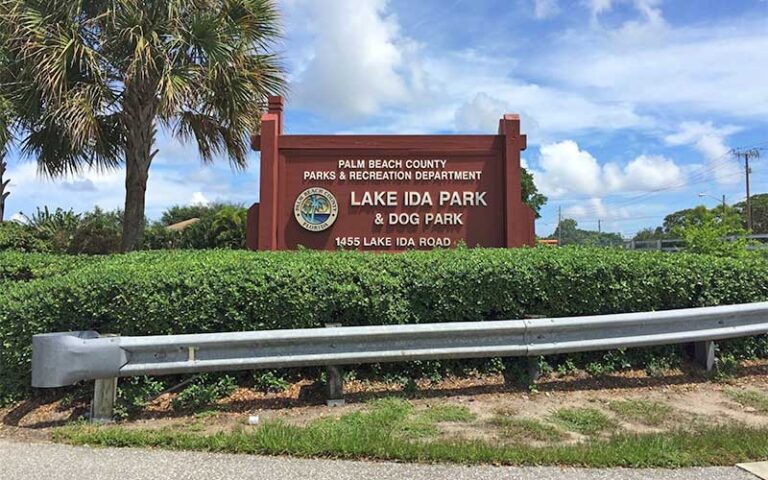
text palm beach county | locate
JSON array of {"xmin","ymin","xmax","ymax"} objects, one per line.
[{"xmin": 303, "ymin": 159, "xmax": 482, "ymax": 182}]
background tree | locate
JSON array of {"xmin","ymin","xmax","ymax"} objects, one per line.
[
  {"xmin": 735, "ymin": 194, "xmax": 768, "ymax": 234},
  {"xmin": 661, "ymin": 205, "xmax": 711, "ymax": 234},
  {"xmin": 673, "ymin": 208, "xmax": 749, "ymax": 258},
  {"xmin": 161, "ymin": 204, "xmax": 215, "ymax": 226},
  {"xmin": 521, "ymin": 168, "xmax": 547, "ymax": 218},
  {"xmin": 549, "ymin": 218, "xmax": 623, "ymax": 246},
  {"xmin": 633, "ymin": 226, "xmax": 667, "ymax": 241},
  {"xmin": 0, "ymin": 0, "xmax": 285, "ymax": 250}
]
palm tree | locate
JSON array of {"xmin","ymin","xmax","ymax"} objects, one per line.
[
  {"xmin": 308, "ymin": 196, "xmax": 323, "ymax": 223},
  {"xmin": 0, "ymin": 0, "xmax": 285, "ymax": 250},
  {"xmin": 0, "ymin": 43, "xmax": 11, "ymax": 223}
]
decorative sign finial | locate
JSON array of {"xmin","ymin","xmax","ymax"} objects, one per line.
[{"xmin": 0, "ymin": 159, "xmax": 9, "ymax": 222}]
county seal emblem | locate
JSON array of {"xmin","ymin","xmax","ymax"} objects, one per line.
[{"xmin": 293, "ymin": 187, "xmax": 339, "ymax": 232}]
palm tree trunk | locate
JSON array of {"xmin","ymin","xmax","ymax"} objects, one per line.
[{"xmin": 121, "ymin": 91, "xmax": 157, "ymax": 252}]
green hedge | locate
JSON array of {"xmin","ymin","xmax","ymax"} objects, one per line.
[
  {"xmin": 0, "ymin": 251, "xmax": 99, "ymax": 285},
  {"xmin": 0, "ymin": 222, "xmax": 51, "ymax": 253},
  {"xmin": 2, "ymin": 248, "xmax": 768, "ymax": 403}
]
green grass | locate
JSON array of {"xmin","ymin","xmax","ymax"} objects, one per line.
[
  {"xmin": 416, "ymin": 404, "xmax": 476, "ymax": 423},
  {"xmin": 607, "ymin": 400, "xmax": 675, "ymax": 427},
  {"xmin": 49, "ymin": 397, "xmax": 768, "ymax": 467},
  {"xmin": 489, "ymin": 416, "xmax": 564, "ymax": 442},
  {"xmin": 53, "ymin": 421, "xmax": 768, "ymax": 468},
  {"xmin": 727, "ymin": 389, "xmax": 768, "ymax": 413},
  {"xmin": 550, "ymin": 407, "xmax": 618, "ymax": 436},
  {"xmin": 306, "ymin": 398, "xmax": 456, "ymax": 440}
]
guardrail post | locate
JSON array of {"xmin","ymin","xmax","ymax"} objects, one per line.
[
  {"xmin": 527, "ymin": 357, "xmax": 541, "ymax": 384},
  {"xmin": 90, "ymin": 333, "xmax": 119, "ymax": 423},
  {"xmin": 325, "ymin": 323, "xmax": 345, "ymax": 407},
  {"xmin": 694, "ymin": 340, "xmax": 716, "ymax": 372},
  {"xmin": 91, "ymin": 377, "xmax": 117, "ymax": 423}
]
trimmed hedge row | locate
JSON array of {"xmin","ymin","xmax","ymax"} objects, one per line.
[
  {"xmin": 1, "ymin": 248, "xmax": 768, "ymax": 403},
  {"xmin": 0, "ymin": 251, "xmax": 100, "ymax": 285}
]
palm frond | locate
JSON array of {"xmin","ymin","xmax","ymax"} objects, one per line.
[{"xmin": 2, "ymin": 0, "xmax": 286, "ymax": 175}]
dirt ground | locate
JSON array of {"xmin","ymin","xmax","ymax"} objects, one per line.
[{"xmin": 3, "ymin": 360, "xmax": 768, "ymax": 444}]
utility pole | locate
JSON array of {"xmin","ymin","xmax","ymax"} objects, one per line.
[
  {"xmin": 722, "ymin": 194, "xmax": 726, "ymax": 218},
  {"xmin": 557, "ymin": 206, "xmax": 562, "ymax": 246},
  {"xmin": 0, "ymin": 158, "xmax": 9, "ymax": 223},
  {"xmin": 734, "ymin": 148, "xmax": 760, "ymax": 231},
  {"xmin": 598, "ymin": 219, "xmax": 602, "ymax": 234}
]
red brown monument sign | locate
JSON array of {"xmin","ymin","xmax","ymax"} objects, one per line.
[{"xmin": 247, "ymin": 96, "xmax": 535, "ymax": 251}]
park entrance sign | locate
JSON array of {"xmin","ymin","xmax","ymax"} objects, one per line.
[{"xmin": 246, "ymin": 96, "xmax": 535, "ymax": 251}]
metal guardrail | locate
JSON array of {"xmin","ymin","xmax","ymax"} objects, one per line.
[
  {"xmin": 31, "ymin": 302, "xmax": 768, "ymax": 420},
  {"xmin": 625, "ymin": 234, "xmax": 768, "ymax": 252}
]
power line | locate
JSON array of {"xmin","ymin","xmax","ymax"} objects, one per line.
[
  {"xmin": 562, "ymin": 158, "xmax": 748, "ymax": 219},
  {"xmin": 549, "ymin": 140, "xmax": 766, "ymax": 219},
  {"xmin": 548, "ymin": 156, "xmax": 750, "ymax": 210}
]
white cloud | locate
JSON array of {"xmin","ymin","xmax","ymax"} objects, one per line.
[
  {"xmin": 563, "ymin": 198, "xmax": 631, "ymax": 221},
  {"xmin": 535, "ymin": 141, "xmax": 603, "ymax": 198},
  {"xmin": 586, "ymin": 0, "xmax": 615, "ymax": 19},
  {"xmin": 531, "ymin": 140, "xmax": 685, "ymax": 198},
  {"xmin": 284, "ymin": 1, "xmax": 651, "ymax": 139},
  {"xmin": 533, "ymin": 0, "xmax": 559, "ymax": 19},
  {"xmin": 664, "ymin": 122, "xmax": 741, "ymax": 185},
  {"xmin": 587, "ymin": 0, "xmax": 664, "ymax": 24},
  {"xmin": 633, "ymin": 0, "xmax": 664, "ymax": 24},
  {"xmin": 289, "ymin": 0, "xmax": 412, "ymax": 119},
  {"xmin": 282, "ymin": 0, "xmax": 766, "ymax": 154},
  {"xmin": 190, "ymin": 192, "xmax": 210, "ymax": 206},
  {"xmin": 614, "ymin": 154, "xmax": 684, "ymax": 191},
  {"xmin": 447, "ymin": 80, "xmax": 648, "ymax": 139},
  {"xmin": 454, "ymin": 93, "xmax": 508, "ymax": 132},
  {"xmin": 3, "ymin": 155, "xmax": 259, "ymax": 220},
  {"xmin": 536, "ymin": 16, "xmax": 768, "ymax": 118},
  {"xmin": 9, "ymin": 212, "xmax": 26, "ymax": 224}
]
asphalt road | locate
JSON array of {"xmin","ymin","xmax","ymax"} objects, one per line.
[{"xmin": 0, "ymin": 439, "xmax": 757, "ymax": 480}]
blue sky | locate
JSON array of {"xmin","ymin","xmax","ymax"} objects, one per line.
[{"xmin": 3, "ymin": 0, "xmax": 768, "ymax": 237}]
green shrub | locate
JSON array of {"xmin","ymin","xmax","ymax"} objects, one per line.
[
  {"xmin": 0, "ymin": 222, "xmax": 51, "ymax": 253},
  {"xmin": 0, "ymin": 251, "xmax": 98, "ymax": 284},
  {"xmin": 2, "ymin": 247, "xmax": 768, "ymax": 404},
  {"xmin": 252, "ymin": 370, "xmax": 291, "ymax": 393},
  {"xmin": 644, "ymin": 354, "xmax": 678, "ymax": 377},
  {"xmin": 67, "ymin": 207, "xmax": 122, "ymax": 255},
  {"xmin": 114, "ymin": 376, "xmax": 168, "ymax": 419},
  {"xmin": 21, "ymin": 207, "xmax": 81, "ymax": 253},
  {"xmin": 143, "ymin": 224, "xmax": 184, "ymax": 250},
  {"xmin": 171, "ymin": 374, "xmax": 236, "ymax": 411},
  {"xmin": 151, "ymin": 202, "xmax": 247, "ymax": 250},
  {"xmin": 714, "ymin": 353, "xmax": 740, "ymax": 380}
]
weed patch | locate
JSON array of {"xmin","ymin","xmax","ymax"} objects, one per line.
[
  {"xmin": 607, "ymin": 400, "xmax": 674, "ymax": 427},
  {"xmin": 490, "ymin": 416, "xmax": 564, "ymax": 442},
  {"xmin": 727, "ymin": 389, "xmax": 768, "ymax": 414},
  {"xmin": 551, "ymin": 407, "xmax": 618, "ymax": 436}
]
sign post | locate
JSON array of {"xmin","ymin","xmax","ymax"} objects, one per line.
[{"xmin": 247, "ymin": 96, "xmax": 534, "ymax": 251}]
